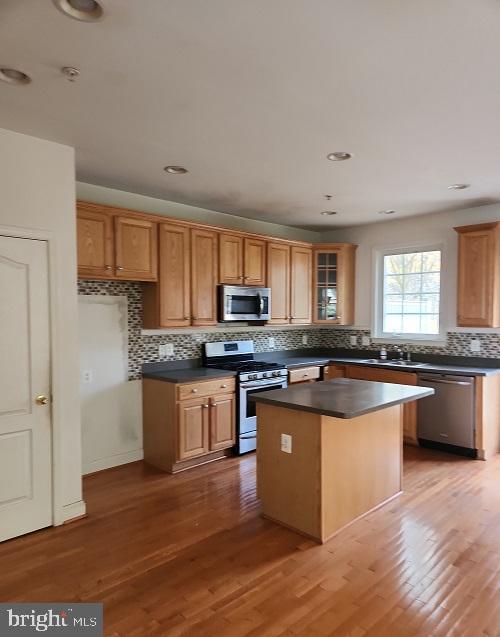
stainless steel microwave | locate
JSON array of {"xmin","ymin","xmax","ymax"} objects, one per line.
[{"xmin": 218, "ymin": 285, "xmax": 271, "ymax": 322}]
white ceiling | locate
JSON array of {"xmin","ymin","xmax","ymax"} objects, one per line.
[{"xmin": 1, "ymin": 0, "xmax": 500, "ymax": 230}]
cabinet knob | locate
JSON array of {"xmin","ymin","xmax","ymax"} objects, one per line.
[
  {"xmin": 220, "ymin": 384, "xmax": 227, "ymax": 388},
  {"xmin": 191, "ymin": 389, "xmax": 198, "ymax": 393},
  {"xmin": 117, "ymin": 266, "xmax": 124, "ymax": 271},
  {"xmin": 303, "ymin": 373, "xmax": 308, "ymax": 377},
  {"xmin": 184, "ymin": 317, "xmax": 189, "ymax": 320},
  {"xmin": 105, "ymin": 265, "xmax": 112, "ymax": 270},
  {"xmin": 212, "ymin": 402, "xmax": 218, "ymax": 407},
  {"xmin": 203, "ymin": 404, "xmax": 209, "ymax": 409}
]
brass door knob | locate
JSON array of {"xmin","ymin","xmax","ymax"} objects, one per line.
[{"xmin": 36, "ymin": 395, "xmax": 49, "ymax": 406}]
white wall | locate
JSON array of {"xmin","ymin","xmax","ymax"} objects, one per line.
[
  {"xmin": 76, "ymin": 182, "xmax": 321, "ymax": 243},
  {"xmin": 323, "ymin": 204, "xmax": 500, "ymax": 334},
  {"xmin": 79, "ymin": 296, "xmax": 142, "ymax": 474},
  {"xmin": 0, "ymin": 128, "xmax": 84, "ymax": 523}
]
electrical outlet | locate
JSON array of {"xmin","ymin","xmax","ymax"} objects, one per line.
[
  {"xmin": 268, "ymin": 337, "xmax": 276, "ymax": 349},
  {"xmin": 82, "ymin": 370, "xmax": 93, "ymax": 384},
  {"xmin": 350, "ymin": 335, "xmax": 357, "ymax": 346},
  {"xmin": 159, "ymin": 343, "xmax": 174, "ymax": 357},
  {"xmin": 302, "ymin": 334, "xmax": 308, "ymax": 345},
  {"xmin": 361, "ymin": 335, "xmax": 370, "ymax": 346},
  {"xmin": 470, "ymin": 339, "xmax": 481, "ymax": 353},
  {"xmin": 281, "ymin": 433, "xmax": 292, "ymax": 454}
]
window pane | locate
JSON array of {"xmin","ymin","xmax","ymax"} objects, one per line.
[
  {"xmin": 385, "ymin": 275, "xmax": 404, "ymax": 294},
  {"xmin": 384, "ymin": 314, "xmax": 402, "ymax": 333},
  {"xmin": 421, "ymin": 294, "xmax": 440, "ymax": 313},
  {"xmin": 384, "ymin": 295, "xmax": 403, "ymax": 314},
  {"xmin": 402, "ymin": 294, "xmax": 421, "ymax": 314},
  {"xmin": 402, "ymin": 315, "xmax": 420, "ymax": 332},
  {"xmin": 403, "ymin": 274, "xmax": 421, "ymax": 293},
  {"xmin": 384, "ymin": 254, "xmax": 403, "ymax": 275},
  {"xmin": 422, "ymin": 251, "xmax": 441, "ymax": 272},
  {"xmin": 422, "ymin": 272, "xmax": 440, "ymax": 293},
  {"xmin": 420, "ymin": 315, "xmax": 439, "ymax": 334},
  {"xmin": 403, "ymin": 252, "xmax": 422, "ymax": 273}
]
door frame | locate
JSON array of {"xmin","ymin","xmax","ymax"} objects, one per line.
[{"xmin": 0, "ymin": 224, "xmax": 69, "ymax": 527}]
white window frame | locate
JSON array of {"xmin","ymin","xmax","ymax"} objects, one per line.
[{"xmin": 372, "ymin": 243, "xmax": 445, "ymax": 344}]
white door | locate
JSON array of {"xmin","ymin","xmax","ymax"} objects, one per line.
[{"xmin": 0, "ymin": 236, "xmax": 52, "ymax": 542}]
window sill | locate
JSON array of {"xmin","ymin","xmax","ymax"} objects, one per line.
[{"xmin": 371, "ymin": 336, "xmax": 446, "ymax": 347}]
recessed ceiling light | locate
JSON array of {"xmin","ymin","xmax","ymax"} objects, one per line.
[
  {"xmin": 164, "ymin": 166, "xmax": 188, "ymax": 175},
  {"xmin": 0, "ymin": 68, "xmax": 31, "ymax": 85},
  {"xmin": 321, "ymin": 211, "xmax": 337, "ymax": 216},
  {"xmin": 448, "ymin": 183, "xmax": 470, "ymax": 190},
  {"xmin": 53, "ymin": 0, "xmax": 103, "ymax": 22},
  {"xmin": 327, "ymin": 152, "xmax": 352, "ymax": 161},
  {"xmin": 378, "ymin": 209, "xmax": 396, "ymax": 215}
]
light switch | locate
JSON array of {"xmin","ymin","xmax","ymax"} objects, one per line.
[{"xmin": 281, "ymin": 433, "xmax": 292, "ymax": 454}]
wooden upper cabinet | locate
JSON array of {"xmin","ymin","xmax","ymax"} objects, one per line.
[
  {"xmin": 313, "ymin": 244, "xmax": 356, "ymax": 325},
  {"xmin": 267, "ymin": 242, "xmax": 290, "ymax": 324},
  {"xmin": 219, "ymin": 233, "xmax": 243, "ymax": 284},
  {"xmin": 290, "ymin": 246, "xmax": 312, "ymax": 324},
  {"xmin": 77, "ymin": 207, "xmax": 114, "ymax": 278},
  {"xmin": 114, "ymin": 216, "xmax": 157, "ymax": 281},
  {"xmin": 143, "ymin": 223, "xmax": 191, "ymax": 328},
  {"xmin": 191, "ymin": 228, "xmax": 218, "ymax": 326},
  {"xmin": 455, "ymin": 223, "xmax": 500, "ymax": 327},
  {"xmin": 244, "ymin": 237, "xmax": 266, "ymax": 286}
]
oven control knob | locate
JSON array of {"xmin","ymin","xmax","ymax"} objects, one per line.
[
  {"xmin": 263, "ymin": 372, "xmax": 269, "ymax": 378},
  {"xmin": 250, "ymin": 373, "xmax": 257, "ymax": 380},
  {"xmin": 273, "ymin": 371, "xmax": 280, "ymax": 377}
]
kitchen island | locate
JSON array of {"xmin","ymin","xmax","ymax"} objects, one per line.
[{"xmin": 251, "ymin": 378, "xmax": 433, "ymax": 543}]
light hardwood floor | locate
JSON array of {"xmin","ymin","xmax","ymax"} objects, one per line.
[{"xmin": 1, "ymin": 447, "xmax": 499, "ymax": 636}]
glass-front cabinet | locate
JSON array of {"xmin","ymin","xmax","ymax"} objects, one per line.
[{"xmin": 313, "ymin": 244, "xmax": 357, "ymax": 325}]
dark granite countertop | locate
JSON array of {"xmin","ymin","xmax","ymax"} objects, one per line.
[
  {"xmin": 326, "ymin": 357, "xmax": 500, "ymax": 377},
  {"xmin": 250, "ymin": 378, "xmax": 434, "ymax": 419},
  {"xmin": 142, "ymin": 368, "xmax": 237, "ymax": 384}
]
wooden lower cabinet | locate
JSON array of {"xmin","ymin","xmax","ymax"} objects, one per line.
[
  {"xmin": 323, "ymin": 364, "xmax": 346, "ymax": 380},
  {"xmin": 345, "ymin": 365, "xmax": 418, "ymax": 445},
  {"xmin": 143, "ymin": 377, "xmax": 236, "ymax": 473}
]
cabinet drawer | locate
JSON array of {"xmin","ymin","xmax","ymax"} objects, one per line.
[
  {"xmin": 288, "ymin": 366, "xmax": 321, "ymax": 383},
  {"xmin": 177, "ymin": 377, "xmax": 235, "ymax": 401}
]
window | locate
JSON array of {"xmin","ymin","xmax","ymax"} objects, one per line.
[{"xmin": 375, "ymin": 247, "xmax": 442, "ymax": 339}]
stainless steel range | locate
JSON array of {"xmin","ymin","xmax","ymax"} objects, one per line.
[{"xmin": 203, "ymin": 340, "xmax": 287, "ymax": 454}]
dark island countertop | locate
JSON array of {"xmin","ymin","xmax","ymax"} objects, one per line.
[
  {"xmin": 142, "ymin": 368, "xmax": 237, "ymax": 383},
  {"xmin": 250, "ymin": 378, "xmax": 434, "ymax": 419}
]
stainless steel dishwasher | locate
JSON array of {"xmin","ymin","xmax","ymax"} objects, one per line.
[{"xmin": 417, "ymin": 373, "xmax": 476, "ymax": 456}]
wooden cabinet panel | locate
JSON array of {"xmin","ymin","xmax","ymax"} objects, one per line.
[
  {"xmin": 177, "ymin": 377, "xmax": 235, "ymax": 401},
  {"xmin": 313, "ymin": 244, "xmax": 356, "ymax": 325},
  {"xmin": 244, "ymin": 237, "xmax": 266, "ymax": 286},
  {"xmin": 219, "ymin": 233, "xmax": 243, "ymax": 284},
  {"xmin": 455, "ymin": 223, "xmax": 500, "ymax": 327},
  {"xmin": 267, "ymin": 242, "xmax": 290, "ymax": 324},
  {"xmin": 77, "ymin": 208, "xmax": 113, "ymax": 278},
  {"xmin": 210, "ymin": 394, "xmax": 236, "ymax": 451},
  {"xmin": 289, "ymin": 366, "xmax": 321, "ymax": 383},
  {"xmin": 345, "ymin": 365, "xmax": 418, "ymax": 444},
  {"xmin": 114, "ymin": 216, "xmax": 157, "ymax": 281},
  {"xmin": 143, "ymin": 223, "xmax": 190, "ymax": 328},
  {"xmin": 177, "ymin": 398, "xmax": 210, "ymax": 461},
  {"xmin": 323, "ymin": 365, "xmax": 346, "ymax": 380},
  {"xmin": 191, "ymin": 228, "xmax": 218, "ymax": 326},
  {"xmin": 290, "ymin": 246, "xmax": 312, "ymax": 324}
]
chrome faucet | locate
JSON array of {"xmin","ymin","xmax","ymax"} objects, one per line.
[{"xmin": 394, "ymin": 345, "xmax": 411, "ymax": 361}]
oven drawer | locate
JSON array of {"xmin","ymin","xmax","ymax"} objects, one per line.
[
  {"xmin": 177, "ymin": 377, "xmax": 235, "ymax": 401},
  {"xmin": 288, "ymin": 366, "xmax": 321, "ymax": 384}
]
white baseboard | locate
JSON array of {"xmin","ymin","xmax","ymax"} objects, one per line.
[
  {"xmin": 82, "ymin": 449, "xmax": 144, "ymax": 475},
  {"xmin": 60, "ymin": 500, "xmax": 87, "ymax": 524}
]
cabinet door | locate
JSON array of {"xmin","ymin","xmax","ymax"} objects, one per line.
[
  {"xmin": 267, "ymin": 242, "xmax": 290, "ymax": 324},
  {"xmin": 191, "ymin": 228, "xmax": 218, "ymax": 326},
  {"xmin": 177, "ymin": 398, "xmax": 210, "ymax": 461},
  {"xmin": 244, "ymin": 237, "xmax": 266, "ymax": 285},
  {"xmin": 115, "ymin": 216, "xmax": 158, "ymax": 281},
  {"xmin": 77, "ymin": 208, "xmax": 114, "ymax": 278},
  {"xmin": 323, "ymin": 365, "xmax": 346, "ymax": 380},
  {"xmin": 210, "ymin": 394, "xmax": 236, "ymax": 451},
  {"xmin": 313, "ymin": 245, "xmax": 355, "ymax": 325},
  {"xmin": 157, "ymin": 223, "xmax": 191, "ymax": 327},
  {"xmin": 219, "ymin": 233, "xmax": 243, "ymax": 284},
  {"xmin": 290, "ymin": 246, "xmax": 312, "ymax": 324},
  {"xmin": 456, "ymin": 225, "xmax": 497, "ymax": 327}
]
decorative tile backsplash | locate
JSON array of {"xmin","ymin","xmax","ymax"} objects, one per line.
[{"xmin": 78, "ymin": 280, "xmax": 500, "ymax": 379}]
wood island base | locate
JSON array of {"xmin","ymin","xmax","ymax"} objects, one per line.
[{"xmin": 256, "ymin": 403, "xmax": 403, "ymax": 543}]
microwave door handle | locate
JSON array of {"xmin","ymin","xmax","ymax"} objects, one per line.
[
  {"xmin": 257, "ymin": 292, "xmax": 264, "ymax": 316},
  {"xmin": 226, "ymin": 295, "xmax": 232, "ymax": 315}
]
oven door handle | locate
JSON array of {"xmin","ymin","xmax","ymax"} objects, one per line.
[{"xmin": 240, "ymin": 379, "xmax": 287, "ymax": 389}]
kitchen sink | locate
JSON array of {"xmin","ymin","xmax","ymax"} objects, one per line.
[{"xmin": 358, "ymin": 359, "xmax": 429, "ymax": 368}]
